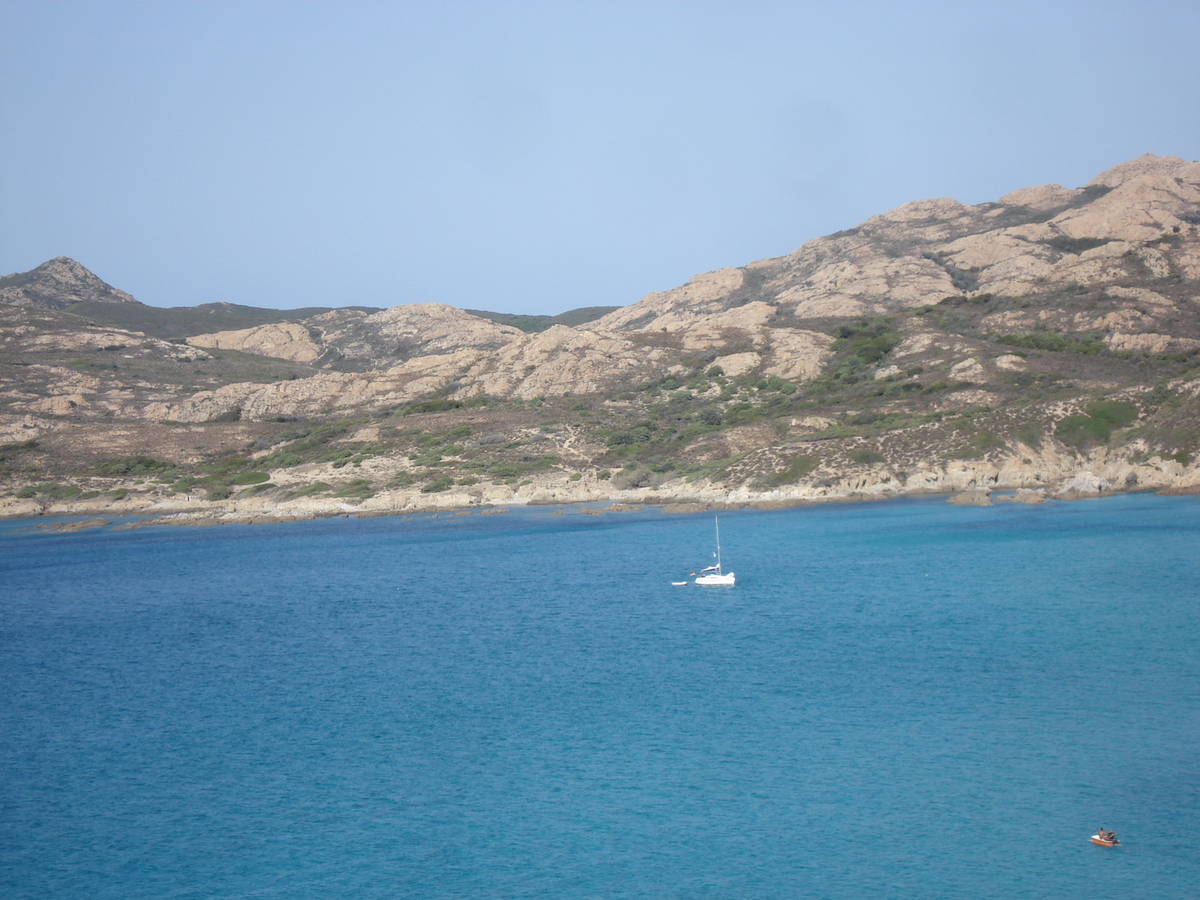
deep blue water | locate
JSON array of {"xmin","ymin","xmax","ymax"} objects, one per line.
[{"xmin": 2, "ymin": 494, "xmax": 1198, "ymax": 898}]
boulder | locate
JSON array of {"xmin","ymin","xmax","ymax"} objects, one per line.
[
  {"xmin": 995, "ymin": 488, "xmax": 1047, "ymax": 504},
  {"xmin": 1052, "ymin": 474, "xmax": 1112, "ymax": 500},
  {"xmin": 948, "ymin": 489, "xmax": 993, "ymax": 506}
]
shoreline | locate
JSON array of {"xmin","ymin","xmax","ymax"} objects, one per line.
[
  {"xmin": 4, "ymin": 444, "xmax": 1199, "ymax": 533},
  {"xmin": 5, "ymin": 476, "xmax": 1197, "ymax": 535}
]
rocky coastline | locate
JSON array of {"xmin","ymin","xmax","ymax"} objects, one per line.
[{"xmin": 6, "ymin": 446, "xmax": 1196, "ymax": 532}]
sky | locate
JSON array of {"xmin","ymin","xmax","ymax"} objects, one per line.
[{"xmin": 2, "ymin": 2, "xmax": 1199, "ymax": 315}]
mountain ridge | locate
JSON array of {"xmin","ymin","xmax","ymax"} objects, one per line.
[{"xmin": 2, "ymin": 153, "xmax": 1198, "ymax": 523}]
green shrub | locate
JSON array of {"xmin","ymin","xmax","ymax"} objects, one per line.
[
  {"xmin": 848, "ymin": 411, "xmax": 883, "ymax": 427},
  {"xmin": 403, "ymin": 399, "xmax": 462, "ymax": 415},
  {"xmin": 756, "ymin": 375, "xmax": 788, "ymax": 393},
  {"xmin": 1056, "ymin": 400, "xmax": 1138, "ymax": 449},
  {"xmin": 410, "ymin": 449, "xmax": 444, "ymax": 467},
  {"xmin": 231, "ymin": 472, "xmax": 270, "ymax": 485},
  {"xmin": 725, "ymin": 403, "xmax": 766, "ymax": 426},
  {"xmin": 285, "ymin": 482, "xmax": 332, "ymax": 498},
  {"xmin": 607, "ymin": 430, "xmax": 646, "ymax": 447},
  {"xmin": 26, "ymin": 483, "xmax": 84, "ymax": 501},
  {"xmin": 850, "ymin": 449, "xmax": 884, "ymax": 464},
  {"xmin": 0, "ymin": 439, "xmax": 38, "ymax": 458},
  {"xmin": 1057, "ymin": 415, "xmax": 1115, "ymax": 449},
  {"xmin": 90, "ymin": 456, "xmax": 174, "ymax": 477},
  {"xmin": 1015, "ymin": 423, "xmax": 1043, "ymax": 449},
  {"xmin": 256, "ymin": 422, "xmax": 354, "ymax": 469},
  {"xmin": 254, "ymin": 450, "xmax": 303, "ymax": 469},
  {"xmin": 612, "ymin": 468, "xmax": 654, "ymax": 489},
  {"xmin": 768, "ymin": 454, "xmax": 818, "ymax": 485},
  {"xmin": 880, "ymin": 381, "xmax": 921, "ymax": 397},
  {"xmin": 948, "ymin": 431, "xmax": 1005, "ymax": 459},
  {"xmin": 832, "ymin": 318, "xmax": 901, "ymax": 371},
  {"xmin": 1060, "ymin": 420, "xmax": 1104, "ymax": 451},
  {"xmin": 1143, "ymin": 384, "xmax": 1177, "ymax": 408},
  {"xmin": 334, "ymin": 478, "xmax": 374, "ymax": 499},
  {"xmin": 1044, "ymin": 236, "xmax": 1112, "ymax": 255},
  {"xmin": 1087, "ymin": 400, "xmax": 1138, "ymax": 428},
  {"xmin": 994, "ymin": 332, "xmax": 1107, "ymax": 355}
]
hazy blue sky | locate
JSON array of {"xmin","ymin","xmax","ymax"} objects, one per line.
[{"xmin": 3, "ymin": 2, "xmax": 1198, "ymax": 314}]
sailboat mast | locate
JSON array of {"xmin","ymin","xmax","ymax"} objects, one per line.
[{"xmin": 715, "ymin": 516, "xmax": 722, "ymax": 572}]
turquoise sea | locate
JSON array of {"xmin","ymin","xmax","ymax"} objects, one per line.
[{"xmin": 2, "ymin": 494, "xmax": 1198, "ymax": 898}]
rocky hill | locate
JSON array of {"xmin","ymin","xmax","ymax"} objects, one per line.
[
  {"xmin": 0, "ymin": 256, "xmax": 138, "ymax": 309},
  {"xmin": 2, "ymin": 153, "xmax": 1198, "ymax": 524}
]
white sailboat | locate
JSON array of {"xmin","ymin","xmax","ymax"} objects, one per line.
[{"xmin": 694, "ymin": 516, "xmax": 735, "ymax": 585}]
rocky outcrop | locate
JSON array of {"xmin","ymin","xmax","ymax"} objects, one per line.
[
  {"xmin": 144, "ymin": 368, "xmax": 415, "ymax": 422},
  {"xmin": 948, "ymin": 489, "xmax": 993, "ymax": 506},
  {"xmin": 188, "ymin": 323, "xmax": 322, "ymax": 363},
  {"xmin": 185, "ymin": 303, "xmax": 527, "ymax": 370},
  {"xmin": 996, "ymin": 488, "xmax": 1046, "ymax": 504},
  {"xmin": 307, "ymin": 303, "xmax": 524, "ymax": 368},
  {"xmin": 1052, "ymin": 473, "xmax": 1113, "ymax": 500},
  {"xmin": 152, "ymin": 325, "xmax": 680, "ymax": 419},
  {"xmin": 462, "ymin": 325, "xmax": 671, "ymax": 399},
  {"xmin": 17, "ymin": 328, "xmax": 209, "ymax": 360},
  {"xmin": 591, "ymin": 268, "xmax": 746, "ymax": 332}
]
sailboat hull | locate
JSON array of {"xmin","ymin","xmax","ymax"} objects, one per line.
[{"xmin": 695, "ymin": 572, "xmax": 735, "ymax": 585}]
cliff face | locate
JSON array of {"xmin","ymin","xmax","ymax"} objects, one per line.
[{"xmin": 2, "ymin": 154, "xmax": 1199, "ymax": 520}]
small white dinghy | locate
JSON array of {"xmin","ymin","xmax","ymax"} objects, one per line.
[{"xmin": 694, "ymin": 516, "xmax": 735, "ymax": 585}]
